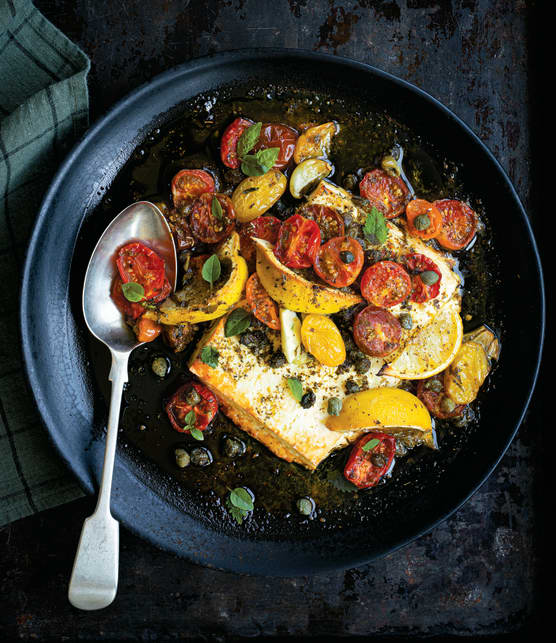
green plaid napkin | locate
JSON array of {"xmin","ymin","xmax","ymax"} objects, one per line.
[{"xmin": 1, "ymin": 0, "xmax": 90, "ymax": 526}]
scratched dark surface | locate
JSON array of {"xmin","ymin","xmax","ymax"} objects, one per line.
[{"xmin": 1, "ymin": 0, "xmax": 546, "ymax": 640}]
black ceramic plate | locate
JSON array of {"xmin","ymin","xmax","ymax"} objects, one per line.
[{"xmin": 20, "ymin": 50, "xmax": 544, "ymax": 575}]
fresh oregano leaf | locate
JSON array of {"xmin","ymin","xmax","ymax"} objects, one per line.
[
  {"xmin": 363, "ymin": 206, "xmax": 389, "ymax": 246},
  {"xmin": 225, "ymin": 308, "xmax": 251, "ymax": 337},
  {"xmin": 362, "ymin": 437, "xmax": 381, "ymax": 452},
  {"xmin": 287, "ymin": 377, "xmax": 303, "ymax": 403},
  {"xmin": 184, "ymin": 410, "xmax": 196, "ymax": 428},
  {"xmin": 190, "ymin": 428, "xmax": 204, "ymax": 441},
  {"xmin": 201, "ymin": 254, "xmax": 221, "ymax": 286},
  {"xmin": 211, "ymin": 195, "xmax": 223, "ymax": 221},
  {"xmin": 237, "ymin": 121, "xmax": 262, "ymax": 158},
  {"xmin": 229, "ymin": 487, "xmax": 254, "ymax": 511},
  {"xmin": 200, "ymin": 345, "xmax": 219, "ymax": 368},
  {"xmin": 256, "ymin": 147, "xmax": 280, "ymax": 172},
  {"xmin": 121, "ymin": 281, "xmax": 145, "ymax": 302},
  {"xmin": 226, "ymin": 498, "xmax": 247, "ymax": 525},
  {"xmin": 241, "ymin": 154, "xmax": 266, "ymax": 177}
]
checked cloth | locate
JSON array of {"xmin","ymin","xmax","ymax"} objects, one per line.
[{"xmin": 1, "ymin": 0, "xmax": 90, "ymax": 526}]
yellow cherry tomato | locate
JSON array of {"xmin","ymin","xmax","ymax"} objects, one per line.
[{"xmin": 300, "ymin": 314, "xmax": 346, "ymax": 367}]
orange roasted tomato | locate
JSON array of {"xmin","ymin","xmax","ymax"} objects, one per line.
[
  {"xmin": 313, "ymin": 236, "xmax": 364, "ymax": 288},
  {"xmin": 405, "ymin": 199, "xmax": 442, "ymax": 240},
  {"xmin": 134, "ymin": 317, "xmax": 162, "ymax": 343},
  {"xmin": 300, "ymin": 314, "xmax": 346, "ymax": 367},
  {"xmin": 171, "ymin": 169, "xmax": 215, "ymax": 207},
  {"xmin": 360, "ymin": 261, "xmax": 411, "ymax": 308},
  {"xmin": 246, "ymin": 273, "xmax": 280, "ymax": 330},
  {"xmin": 359, "ymin": 169, "xmax": 410, "ymax": 219},
  {"xmin": 433, "ymin": 199, "xmax": 477, "ymax": 250}
]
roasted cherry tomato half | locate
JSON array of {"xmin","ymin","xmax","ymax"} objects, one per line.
[
  {"xmin": 405, "ymin": 253, "xmax": 442, "ymax": 303},
  {"xmin": 110, "ymin": 276, "xmax": 145, "ymax": 320},
  {"xmin": 134, "ymin": 317, "xmax": 162, "ymax": 343},
  {"xmin": 189, "ymin": 192, "xmax": 236, "ymax": 244},
  {"xmin": 359, "ymin": 169, "xmax": 410, "ymax": 219},
  {"xmin": 274, "ymin": 214, "xmax": 321, "ymax": 269},
  {"xmin": 116, "ymin": 241, "xmax": 171, "ymax": 303},
  {"xmin": 300, "ymin": 204, "xmax": 345, "ymax": 243},
  {"xmin": 313, "ymin": 236, "xmax": 364, "ymax": 288},
  {"xmin": 433, "ymin": 199, "xmax": 477, "ymax": 250},
  {"xmin": 165, "ymin": 382, "xmax": 218, "ymax": 433},
  {"xmin": 171, "ymin": 169, "xmax": 215, "ymax": 207},
  {"xmin": 253, "ymin": 123, "xmax": 298, "ymax": 169},
  {"xmin": 405, "ymin": 198, "xmax": 442, "ymax": 240},
  {"xmin": 220, "ymin": 117, "xmax": 254, "ymax": 169},
  {"xmin": 246, "ymin": 273, "xmax": 280, "ymax": 330},
  {"xmin": 353, "ymin": 305, "xmax": 402, "ymax": 357},
  {"xmin": 344, "ymin": 432, "xmax": 396, "ymax": 489},
  {"xmin": 360, "ymin": 260, "xmax": 411, "ymax": 308},
  {"xmin": 238, "ymin": 215, "xmax": 281, "ymax": 265},
  {"xmin": 417, "ymin": 375, "xmax": 467, "ymax": 419}
]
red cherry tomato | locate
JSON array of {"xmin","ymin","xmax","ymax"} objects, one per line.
[
  {"xmin": 274, "ymin": 214, "xmax": 321, "ymax": 269},
  {"xmin": 135, "ymin": 317, "xmax": 162, "ymax": 343},
  {"xmin": 433, "ymin": 199, "xmax": 477, "ymax": 250},
  {"xmin": 171, "ymin": 169, "xmax": 215, "ymax": 207},
  {"xmin": 252, "ymin": 123, "xmax": 298, "ymax": 169},
  {"xmin": 313, "ymin": 236, "xmax": 364, "ymax": 288},
  {"xmin": 238, "ymin": 216, "xmax": 281, "ymax": 264},
  {"xmin": 165, "ymin": 382, "xmax": 218, "ymax": 433},
  {"xmin": 246, "ymin": 273, "xmax": 280, "ymax": 330},
  {"xmin": 404, "ymin": 253, "xmax": 442, "ymax": 303},
  {"xmin": 220, "ymin": 117, "xmax": 254, "ymax": 169},
  {"xmin": 344, "ymin": 432, "xmax": 396, "ymax": 489},
  {"xmin": 116, "ymin": 241, "xmax": 170, "ymax": 303},
  {"xmin": 360, "ymin": 261, "xmax": 411, "ymax": 308},
  {"xmin": 301, "ymin": 204, "xmax": 345, "ymax": 242},
  {"xmin": 353, "ymin": 305, "xmax": 402, "ymax": 357},
  {"xmin": 359, "ymin": 169, "xmax": 410, "ymax": 219},
  {"xmin": 405, "ymin": 198, "xmax": 442, "ymax": 240},
  {"xmin": 110, "ymin": 276, "xmax": 145, "ymax": 320},
  {"xmin": 417, "ymin": 375, "xmax": 466, "ymax": 419},
  {"xmin": 189, "ymin": 192, "xmax": 236, "ymax": 244}
]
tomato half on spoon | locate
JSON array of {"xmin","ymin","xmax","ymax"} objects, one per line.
[
  {"xmin": 110, "ymin": 276, "xmax": 145, "ymax": 320},
  {"xmin": 353, "ymin": 305, "xmax": 402, "ymax": 357},
  {"xmin": 274, "ymin": 214, "xmax": 321, "ymax": 269},
  {"xmin": 405, "ymin": 253, "xmax": 442, "ymax": 303},
  {"xmin": 405, "ymin": 198, "xmax": 442, "ymax": 240},
  {"xmin": 238, "ymin": 215, "xmax": 281, "ymax": 264},
  {"xmin": 165, "ymin": 382, "xmax": 218, "ymax": 433},
  {"xmin": 116, "ymin": 241, "xmax": 171, "ymax": 303},
  {"xmin": 301, "ymin": 204, "xmax": 345, "ymax": 243},
  {"xmin": 359, "ymin": 168, "xmax": 410, "ymax": 219},
  {"xmin": 313, "ymin": 236, "xmax": 364, "ymax": 287},
  {"xmin": 344, "ymin": 432, "xmax": 396, "ymax": 489},
  {"xmin": 246, "ymin": 273, "xmax": 280, "ymax": 330},
  {"xmin": 360, "ymin": 261, "xmax": 411, "ymax": 308},
  {"xmin": 253, "ymin": 123, "xmax": 298, "ymax": 169},
  {"xmin": 220, "ymin": 117, "xmax": 254, "ymax": 169},
  {"xmin": 433, "ymin": 199, "xmax": 477, "ymax": 250},
  {"xmin": 189, "ymin": 193, "xmax": 236, "ymax": 244},
  {"xmin": 171, "ymin": 169, "xmax": 215, "ymax": 207}
]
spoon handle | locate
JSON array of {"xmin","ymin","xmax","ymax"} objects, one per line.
[{"xmin": 68, "ymin": 350, "xmax": 129, "ymax": 610}]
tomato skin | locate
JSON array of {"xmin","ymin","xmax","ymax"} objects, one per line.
[
  {"xmin": 360, "ymin": 261, "xmax": 411, "ymax": 308},
  {"xmin": 405, "ymin": 199, "xmax": 442, "ymax": 240},
  {"xmin": 359, "ymin": 169, "xmax": 410, "ymax": 219},
  {"xmin": 405, "ymin": 253, "xmax": 442, "ymax": 303},
  {"xmin": 116, "ymin": 241, "xmax": 170, "ymax": 303},
  {"xmin": 165, "ymin": 382, "xmax": 218, "ymax": 433},
  {"xmin": 274, "ymin": 214, "xmax": 321, "ymax": 269},
  {"xmin": 353, "ymin": 305, "xmax": 402, "ymax": 357},
  {"xmin": 300, "ymin": 204, "xmax": 345, "ymax": 243},
  {"xmin": 246, "ymin": 273, "xmax": 280, "ymax": 330},
  {"xmin": 135, "ymin": 317, "xmax": 162, "ymax": 343},
  {"xmin": 417, "ymin": 375, "xmax": 466, "ymax": 419},
  {"xmin": 344, "ymin": 432, "xmax": 396, "ymax": 489},
  {"xmin": 220, "ymin": 117, "xmax": 254, "ymax": 169},
  {"xmin": 434, "ymin": 199, "xmax": 477, "ymax": 250},
  {"xmin": 253, "ymin": 123, "xmax": 298, "ymax": 169},
  {"xmin": 313, "ymin": 236, "xmax": 364, "ymax": 288},
  {"xmin": 189, "ymin": 192, "xmax": 236, "ymax": 244},
  {"xmin": 171, "ymin": 169, "xmax": 215, "ymax": 207},
  {"xmin": 110, "ymin": 276, "xmax": 145, "ymax": 320},
  {"xmin": 238, "ymin": 216, "xmax": 281, "ymax": 264}
]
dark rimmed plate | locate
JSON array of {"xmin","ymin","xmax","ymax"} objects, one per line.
[{"xmin": 20, "ymin": 50, "xmax": 544, "ymax": 575}]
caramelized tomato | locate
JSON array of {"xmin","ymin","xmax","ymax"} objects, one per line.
[
  {"xmin": 253, "ymin": 123, "xmax": 298, "ymax": 169},
  {"xmin": 220, "ymin": 117, "xmax": 254, "ymax": 169},
  {"xmin": 274, "ymin": 214, "xmax": 321, "ymax": 269},
  {"xmin": 344, "ymin": 432, "xmax": 396, "ymax": 489},
  {"xmin": 353, "ymin": 305, "xmax": 402, "ymax": 357},
  {"xmin": 110, "ymin": 276, "xmax": 144, "ymax": 320},
  {"xmin": 434, "ymin": 199, "xmax": 477, "ymax": 250},
  {"xmin": 405, "ymin": 199, "xmax": 442, "ymax": 240},
  {"xmin": 116, "ymin": 241, "xmax": 170, "ymax": 303},
  {"xmin": 359, "ymin": 169, "xmax": 410, "ymax": 219},
  {"xmin": 313, "ymin": 236, "xmax": 364, "ymax": 288},
  {"xmin": 301, "ymin": 204, "xmax": 345, "ymax": 242},
  {"xmin": 405, "ymin": 253, "xmax": 442, "ymax": 303},
  {"xmin": 417, "ymin": 375, "xmax": 466, "ymax": 419},
  {"xmin": 134, "ymin": 317, "xmax": 162, "ymax": 343},
  {"xmin": 165, "ymin": 382, "xmax": 218, "ymax": 433},
  {"xmin": 238, "ymin": 216, "xmax": 281, "ymax": 264},
  {"xmin": 189, "ymin": 192, "xmax": 236, "ymax": 244},
  {"xmin": 360, "ymin": 261, "xmax": 411, "ymax": 308},
  {"xmin": 171, "ymin": 169, "xmax": 215, "ymax": 207},
  {"xmin": 246, "ymin": 273, "xmax": 280, "ymax": 330}
]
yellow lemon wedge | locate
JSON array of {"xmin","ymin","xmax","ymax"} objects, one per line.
[{"xmin": 381, "ymin": 298, "xmax": 463, "ymax": 380}]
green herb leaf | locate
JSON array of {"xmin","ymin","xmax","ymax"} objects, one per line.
[
  {"xmin": 362, "ymin": 437, "xmax": 381, "ymax": 452},
  {"xmin": 287, "ymin": 377, "xmax": 303, "ymax": 402},
  {"xmin": 363, "ymin": 206, "xmax": 389, "ymax": 246},
  {"xmin": 184, "ymin": 410, "xmax": 196, "ymax": 428},
  {"xmin": 241, "ymin": 154, "xmax": 266, "ymax": 177},
  {"xmin": 225, "ymin": 307, "xmax": 251, "ymax": 337},
  {"xmin": 229, "ymin": 487, "xmax": 254, "ymax": 511},
  {"xmin": 237, "ymin": 121, "xmax": 262, "ymax": 158},
  {"xmin": 190, "ymin": 427, "xmax": 204, "ymax": 441},
  {"xmin": 211, "ymin": 195, "xmax": 223, "ymax": 221},
  {"xmin": 201, "ymin": 254, "xmax": 221, "ymax": 286},
  {"xmin": 226, "ymin": 498, "xmax": 248, "ymax": 525},
  {"xmin": 257, "ymin": 147, "xmax": 280, "ymax": 171},
  {"xmin": 121, "ymin": 281, "xmax": 145, "ymax": 302},
  {"xmin": 200, "ymin": 345, "xmax": 219, "ymax": 368}
]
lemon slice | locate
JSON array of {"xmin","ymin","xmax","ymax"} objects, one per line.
[{"xmin": 381, "ymin": 298, "xmax": 463, "ymax": 380}]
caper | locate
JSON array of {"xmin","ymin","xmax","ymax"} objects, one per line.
[
  {"xmin": 345, "ymin": 379, "xmax": 361, "ymax": 394},
  {"xmin": 296, "ymin": 497, "xmax": 315, "ymax": 516},
  {"xmin": 355, "ymin": 357, "xmax": 371, "ymax": 374},
  {"xmin": 190, "ymin": 447, "xmax": 212, "ymax": 467},
  {"xmin": 371, "ymin": 453, "xmax": 387, "ymax": 468},
  {"xmin": 185, "ymin": 387, "xmax": 201, "ymax": 406},
  {"xmin": 223, "ymin": 436, "xmax": 246, "ymax": 458},
  {"xmin": 301, "ymin": 390, "xmax": 316, "ymax": 409},
  {"xmin": 420, "ymin": 270, "xmax": 439, "ymax": 286},
  {"xmin": 414, "ymin": 213, "xmax": 431, "ymax": 231},
  {"xmin": 399, "ymin": 313, "xmax": 413, "ymax": 330},
  {"xmin": 425, "ymin": 378, "xmax": 443, "ymax": 393},
  {"xmin": 151, "ymin": 356, "xmax": 170, "ymax": 378},
  {"xmin": 174, "ymin": 448, "xmax": 190, "ymax": 469},
  {"xmin": 340, "ymin": 250, "xmax": 355, "ymax": 264},
  {"xmin": 269, "ymin": 351, "xmax": 286, "ymax": 368},
  {"xmin": 440, "ymin": 396, "xmax": 457, "ymax": 414},
  {"xmin": 328, "ymin": 397, "xmax": 343, "ymax": 416}
]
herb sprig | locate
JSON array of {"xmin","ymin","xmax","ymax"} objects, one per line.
[
  {"xmin": 183, "ymin": 410, "xmax": 204, "ymax": 441},
  {"xmin": 121, "ymin": 281, "xmax": 145, "ymax": 302},
  {"xmin": 226, "ymin": 487, "xmax": 254, "ymax": 525},
  {"xmin": 363, "ymin": 206, "xmax": 389, "ymax": 246},
  {"xmin": 362, "ymin": 437, "xmax": 381, "ymax": 452},
  {"xmin": 236, "ymin": 122, "xmax": 280, "ymax": 177}
]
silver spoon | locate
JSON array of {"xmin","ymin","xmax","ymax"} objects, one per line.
[{"xmin": 68, "ymin": 201, "xmax": 176, "ymax": 610}]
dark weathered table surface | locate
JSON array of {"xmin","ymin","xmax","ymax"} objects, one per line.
[{"xmin": 2, "ymin": 0, "xmax": 546, "ymax": 639}]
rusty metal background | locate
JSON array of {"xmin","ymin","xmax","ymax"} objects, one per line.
[{"xmin": 2, "ymin": 0, "xmax": 545, "ymax": 639}]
